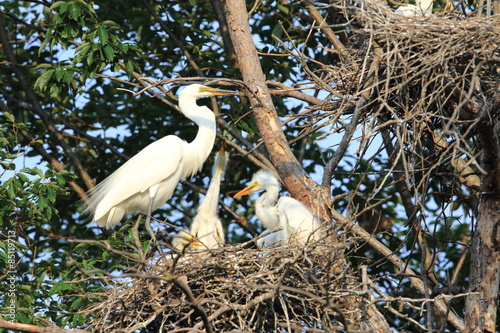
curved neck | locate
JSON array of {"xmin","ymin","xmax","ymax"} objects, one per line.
[
  {"xmin": 179, "ymin": 98, "xmax": 217, "ymax": 179},
  {"xmin": 255, "ymin": 185, "xmax": 280, "ymax": 230}
]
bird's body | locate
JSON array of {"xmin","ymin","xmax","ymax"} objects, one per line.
[
  {"xmin": 395, "ymin": 0, "xmax": 433, "ymax": 16},
  {"xmin": 234, "ymin": 170, "xmax": 321, "ymax": 248},
  {"xmin": 189, "ymin": 145, "xmax": 228, "ymax": 249},
  {"xmin": 86, "ymin": 84, "xmax": 239, "ymax": 232},
  {"xmin": 173, "ymin": 145, "xmax": 228, "ymax": 251},
  {"xmin": 256, "ymin": 229, "xmax": 288, "ymax": 249}
]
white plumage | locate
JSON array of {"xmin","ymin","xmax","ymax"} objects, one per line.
[
  {"xmin": 395, "ymin": 0, "xmax": 433, "ymax": 16},
  {"xmin": 85, "ymin": 84, "xmax": 239, "ymax": 235},
  {"xmin": 234, "ymin": 170, "xmax": 322, "ymax": 248},
  {"xmin": 173, "ymin": 145, "xmax": 228, "ymax": 251}
]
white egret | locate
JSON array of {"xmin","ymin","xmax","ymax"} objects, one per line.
[
  {"xmin": 85, "ymin": 84, "xmax": 239, "ymax": 239},
  {"xmin": 255, "ymin": 229, "xmax": 288, "ymax": 249},
  {"xmin": 233, "ymin": 170, "xmax": 321, "ymax": 248},
  {"xmin": 188, "ymin": 144, "xmax": 228, "ymax": 250},
  {"xmin": 172, "ymin": 144, "xmax": 228, "ymax": 251},
  {"xmin": 395, "ymin": 0, "xmax": 433, "ymax": 16},
  {"xmin": 172, "ymin": 229, "xmax": 201, "ymax": 250}
]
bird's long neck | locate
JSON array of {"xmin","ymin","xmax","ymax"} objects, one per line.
[
  {"xmin": 197, "ymin": 165, "xmax": 224, "ymax": 218},
  {"xmin": 179, "ymin": 98, "xmax": 217, "ymax": 179},
  {"xmin": 255, "ymin": 186, "xmax": 280, "ymax": 230}
]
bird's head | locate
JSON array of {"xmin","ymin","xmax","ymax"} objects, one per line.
[
  {"xmin": 213, "ymin": 143, "xmax": 229, "ymax": 179},
  {"xmin": 172, "ymin": 229, "xmax": 203, "ymax": 251},
  {"xmin": 180, "ymin": 84, "xmax": 241, "ymax": 99},
  {"xmin": 233, "ymin": 169, "xmax": 279, "ymax": 198}
]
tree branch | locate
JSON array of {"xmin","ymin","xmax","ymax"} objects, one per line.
[{"xmin": 224, "ymin": 0, "xmax": 331, "ymax": 221}]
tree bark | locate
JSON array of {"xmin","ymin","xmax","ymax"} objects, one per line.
[
  {"xmin": 465, "ymin": 107, "xmax": 500, "ymax": 332},
  {"xmin": 223, "ymin": 0, "xmax": 331, "ymax": 220}
]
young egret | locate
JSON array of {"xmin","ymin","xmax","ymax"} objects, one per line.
[
  {"xmin": 233, "ymin": 170, "xmax": 321, "ymax": 248},
  {"xmin": 256, "ymin": 229, "xmax": 288, "ymax": 249},
  {"xmin": 395, "ymin": 0, "xmax": 433, "ymax": 16},
  {"xmin": 188, "ymin": 144, "xmax": 228, "ymax": 250},
  {"xmin": 86, "ymin": 84, "xmax": 239, "ymax": 239},
  {"xmin": 172, "ymin": 229, "xmax": 202, "ymax": 251}
]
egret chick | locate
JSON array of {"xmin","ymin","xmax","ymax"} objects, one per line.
[
  {"xmin": 189, "ymin": 144, "xmax": 228, "ymax": 250},
  {"xmin": 86, "ymin": 84, "xmax": 239, "ymax": 240},
  {"xmin": 233, "ymin": 170, "xmax": 321, "ymax": 248},
  {"xmin": 395, "ymin": 0, "xmax": 433, "ymax": 16},
  {"xmin": 172, "ymin": 229, "xmax": 202, "ymax": 251},
  {"xmin": 256, "ymin": 229, "xmax": 288, "ymax": 249}
]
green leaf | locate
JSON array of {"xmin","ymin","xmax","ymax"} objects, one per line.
[
  {"xmin": 6, "ymin": 182, "xmax": 15, "ymax": 199},
  {"xmin": 55, "ymin": 173, "xmax": 66, "ymax": 185},
  {"xmin": 59, "ymin": 2, "xmax": 69, "ymax": 14},
  {"xmin": 125, "ymin": 61, "xmax": 134, "ymax": 77},
  {"xmin": 34, "ymin": 69, "xmax": 55, "ymax": 91},
  {"xmin": 103, "ymin": 45, "xmax": 114, "ymax": 62},
  {"xmin": 38, "ymin": 195, "xmax": 47, "ymax": 209},
  {"xmin": 49, "ymin": 1, "xmax": 67, "ymax": 11},
  {"xmin": 55, "ymin": 67, "xmax": 64, "ymax": 82},
  {"xmin": 47, "ymin": 186, "xmax": 56, "ymax": 203},
  {"xmin": 4, "ymin": 112, "xmax": 14, "ymax": 122},
  {"xmin": 98, "ymin": 26, "xmax": 108, "ymax": 44},
  {"xmin": 63, "ymin": 70, "xmax": 74, "ymax": 83},
  {"xmin": 74, "ymin": 42, "xmax": 91, "ymax": 53},
  {"xmin": 68, "ymin": 3, "xmax": 82, "ymax": 19}
]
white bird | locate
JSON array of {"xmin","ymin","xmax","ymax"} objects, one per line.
[
  {"xmin": 233, "ymin": 170, "xmax": 321, "ymax": 248},
  {"xmin": 255, "ymin": 229, "xmax": 288, "ymax": 249},
  {"xmin": 172, "ymin": 144, "xmax": 228, "ymax": 251},
  {"xmin": 189, "ymin": 144, "xmax": 228, "ymax": 250},
  {"xmin": 172, "ymin": 229, "xmax": 201, "ymax": 251},
  {"xmin": 85, "ymin": 84, "xmax": 239, "ymax": 239},
  {"xmin": 395, "ymin": 0, "xmax": 433, "ymax": 16}
]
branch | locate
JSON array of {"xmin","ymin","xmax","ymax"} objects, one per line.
[
  {"xmin": 331, "ymin": 209, "xmax": 466, "ymax": 332},
  {"xmin": 0, "ymin": 17, "xmax": 95, "ymax": 191},
  {"xmin": 20, "ymin": 129, "xmax": 89, "ymax": 203},
  {"xmin": 0, "ymin": 318, "xmax": 88, "ymax": 333},
  {"xmin": 224, "ymin": 0, "xmax": 332, "ymax": 221},
  {"xmin": 321, "ymin": 41, "xmax": 383, "ymax": 190}
]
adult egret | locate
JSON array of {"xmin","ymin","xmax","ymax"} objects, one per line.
[
  {"xmin": 395, "ymin": 0, "xmax": 433, "ymax": 16},
  {"xmin": 233, "ymin": 170, "xmax": 321, "ymax": 248},
  {"xmin": 86, "ymin": 84, "xmax": 239, "ymax": 239},
  {"xmin": 187, "ymin": 144, "xmax": 228, "ymax": 250}
]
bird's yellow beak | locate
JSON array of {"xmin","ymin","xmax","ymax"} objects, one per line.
[
  {"xmin": 190, "ymin": 239, "xmax": 203, "ymax": 247},
  {"xmin": 200, "ymin": 86, "xmax": 241, "ymax": 96},
  {"xmin": 233, "ymin": 183, "xmax": 258, "ymax": 198}
]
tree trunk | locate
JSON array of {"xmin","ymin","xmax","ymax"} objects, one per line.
[
  {"xmin": 223, "ymin": 0, "xmax": 331, "ymax": 220},
  {"xmin": 465, "ymin": 107, "xmax": 500, "ymax": 332}
]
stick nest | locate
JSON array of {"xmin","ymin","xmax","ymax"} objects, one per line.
[{"xmin": 86, "ymin": 239, "xmax": 387, "ymax": 333}]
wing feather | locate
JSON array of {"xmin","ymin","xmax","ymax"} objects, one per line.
[{"xmin": 88, "ymin": 136, "xmax": 185, "ymax": 221}]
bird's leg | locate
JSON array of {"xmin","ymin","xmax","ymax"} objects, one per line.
[
  {"xmin": 145, "ymin": 196, "xmax": 156, "ymax": 242},
  {"xmin": 133, "ymin": 214, "xmax": 146, "ymax": 261}
]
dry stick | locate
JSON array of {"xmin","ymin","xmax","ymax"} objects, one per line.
[
  {"xmin": 303, "ymin": 0, "xmax": 347, "ymax": 56},
  {"xmin": 215, "ymin": 119, "xmax": 274, "ymax": 170},
  {"xmin": 0, "ymin": 19, "xmax": 95, "ymax": 191},
  {"xmin": 0, "ymin": 317, "xmax": 88, "ymax": 333},
  {"xmin": 163, "ymin": 272, "xmax": 214, "ymax": 333},
  {"xmin": 331, "ymin": 209, "xmax": 466, "ymax": 332},
  {"xmin": 210, "ymin": 0, "xmax": 239, "ymax": 68},
  {"xmin": 322, "ymin": 41, "xmax": 383, "ymax": 191}
]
